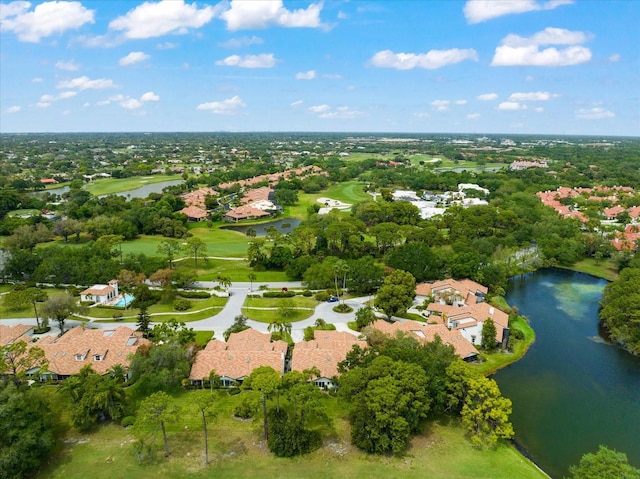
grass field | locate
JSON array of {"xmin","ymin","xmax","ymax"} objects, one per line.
[
  {"xmin": 567, "ymin": 258, "xmax": 618, "ymax": 282},
  {"xmin": 242, "ymin": 307, "xmax": 314, "ymax": 323},
  {"xmin": 38, "ymin": 389, "xmax": 547, "ymax": 479}
]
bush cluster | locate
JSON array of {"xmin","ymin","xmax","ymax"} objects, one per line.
[
  {"xmin": 178, "ymin": 290, "xmax": 210, "ymax": 299},
  {"xmin": 262, "ymin": 290, "xmax": 296, "ymax": 298}
]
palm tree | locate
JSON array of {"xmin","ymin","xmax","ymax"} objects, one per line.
[
  {"xmin": 248, "ymin": 273, "xmax": 257, "ymax": 292},
  {"xmin": 107, "ymin": 363, "xmax": 127, "ymax": 383}
]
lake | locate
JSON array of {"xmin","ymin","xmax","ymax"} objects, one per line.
[
  {"xmin": 35, "ymin": 179, "xmax": 183, "ymax": 199},
  {"xmin": 220, "ymin": 218, "xmax": 301, "ymax": 236},
  {"xmin": 494, "ymin": 268, "xmax": 640, "ymax": 478}
]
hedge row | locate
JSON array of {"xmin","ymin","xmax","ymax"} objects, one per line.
[
  {"xmin": 177, "ymin": 290, "xmax": 211, "ymax": 299},
  {"xmin": 262, "ymin": 291, "xmax": 296, "ymax": 298}
]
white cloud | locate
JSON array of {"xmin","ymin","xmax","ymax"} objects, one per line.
[
  {"xmin": 322, "ymin": 73, "xmax": 342, "ymax": 80},
  {"xmin": 0, "ymin": 0, "xmax": 94, "ymax": 42},
  {"xmin": 369, "ymin": 48, "xmax": 478, "ymax": 70},
  {"xmin": 533, "ymin": 106, "xmax": 544, "ymax": 112},
  {"xmin": 492, "ymin": 27, "xmax": 591, "ymax": 67},
  {"xmin": 290, "ymin": 100, "xmax": 304, "ymax": 108},
  {"xmin": 308, "ymin": 104, "xmax": 330, "ymax": 113},
  {"xmin": 218, "ymin": 35, "xmax": 264, "ymax": 48},
  {"xmin": 432, "ymin": 100, "xmax": 450, "ymax": 111},
  {"xmin": 220, "ymin": 0, "xmax": 324, "ymax": 31},
  {"xmin": 56, "ymin": 76, "xmax": 116, "ymax": 90},
  {"xmin": 109, "ymin": 0, "xmax": 219, "ymax": 39},
  {"xmin": 318, "ymin": 106, "xmax": 364, "ymax": 120},
  {"xmin": 120, "ymin": 98, "xmax": 143, "ymax": 110},
  {"xmin": 467, "ymin": 113, "xmax": 481, "ymax": 119},
  {"xmin": 35, "ymin": 91, "xmax": 77, "ymax": 107},
  {"xmin": 35, "ymin": 101, "xmax": 50, "ymax": 108},
  {"xmin": 55, "ymin": 60, "xmax": 79, "ymax": 71},
  {"xmin": 141, "ymin": 91, "xmax": 160, "ymax": 102},
  {"xmin": 464, "ymin": 0, "xmax": 573, "ymax": 24},
  {"xmin": 497, "ymin": 101, "xmax": 527, "ymax": 110},
  {"xmin": 455, "ymin": 99, "xmax": 468, "ymax": 105},
  {"xmin": 477, "ymin": 92, "xmax": 498, "ymax": 101},
  {"xmin": 157, "ymin": 41, "xmax": 178, "ymax": 49},
  {"xmin": 608, "ymin": 53, "xmax": 621, "ymax": 63},
  {"xmin": 119, "ymin": 51, "xmax": 150, "ymax": 66},
  {"xmin": 56, "ymin": 91, "xmax": 77, "ymax": 100},
  {"xmin": 215, "ymin": 54, "xmax": 277, "ymax": 68},
  {"xmin": 295, "ymin": 70, "xmax": 316, "ymax": 80},
  {"xmin": 32, "ymin": 77, "xmax": 43, "ymax": 83},
  {"xmin": 576, "ymin": 107, "xmax": 614, "ymax": 120},
  {"xmin": 508, "ymin": 91, "xmax": 557, "ymax": 101},
  {"xmin": 5, "ymin": 105, "xmax": 21, "ymax": 113},
  {"xmin": 196, "ymin": 95, "xmax": 246, "ymax": 115}
]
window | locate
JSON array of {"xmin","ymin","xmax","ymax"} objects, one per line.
[{"xmin": 93, "ymin": 354, "xmax": 102, "ymax": 361}]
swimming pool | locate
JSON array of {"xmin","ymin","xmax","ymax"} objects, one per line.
[{"xmin": 113, "ymin": 293, "xmax": 135, "ymax": 307}]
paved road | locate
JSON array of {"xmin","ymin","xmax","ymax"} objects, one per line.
[{"xmin": 1, "ymin": 281, "xmax": 376, "ymax": 342}]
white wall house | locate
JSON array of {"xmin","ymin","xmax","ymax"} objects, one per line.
[{"xmin": 80, "ymin": 279, "xmax": 119, "ymax": 304}]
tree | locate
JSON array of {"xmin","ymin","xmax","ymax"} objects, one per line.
[
  {"xmin": 135, "ymin": 391, "xmax": 179, "ymax": 457},
  {"xmin": 157, "ymin": 238, "xmax": 182, "ymax": 269},
  {"xmin": 374, "ymin": 269, "xmax": 416, "ymax": 319},
  {"xmin": 566, "ymin": 445, "xmax": 640, "ymax": 479},
  {"xmin": 137, "ymin": 306, "xmax": 151, "ymax": 337},
  {"xmin": 243, "ymin": 366, "xmax": 281, "ymax": 441},
  {"xmin": 346, "ymin": 256, "xmax": 385, "ymax": 294},
  {"xmin": 339, "ymin": 356, "xmax": 430, "ymax": 454},
  {"xmin": 150, "ymin": 318, "xmax": 195, "ymax": 345},
  {"xmin": 184, "ymin": 236, "xmax": 207, "ymax": 269},
  {"xmin": 248, "ymin": 273, "xmax": 257, "ymax": 292},
  {"xmin": 481, "ymin": 318, "xmax": 498, "ymax": 351},
  {"xmin": 355, "ymin": 304, "xmax": 377, "ymax": 330},
  {"xmin": 52, "ymin": 217, "xmax": 83, "ymax": 242},
  {"xmin": 193, "ymin": 391, "xmax": 217, "ymax": 465},
  {"xmin": 40, "ymin": 292, "xmax": 78, "ymax": 333},
  {"xmin": 0, "ymin": 341, "xmax": 48, "ymax": 386},
  {"xmin": 333, "ymin": 259, "xmax": 350, "ymax": 304},
  {"xmin": 128, "ymin": 342, "xmax": 192, "ymax": 394},
  {"xmin": 461, "ymin": 376, "xmax": 514, "ymax": 448},
  {"xmin": 0, "ymin": 383, "xmax": 56, "ymax": 479},
  {"xmin": 224, "ymin": 314, "xmax": 250, "ymax": 341}
]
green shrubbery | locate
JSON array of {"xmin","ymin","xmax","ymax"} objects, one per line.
[
  {"xmin": 177, "ymin": 290, "xmax": 210, "ymax": 299},
  {"xmin": 262, "ymin": 290, "xmax": 296, "ymax": 298}
]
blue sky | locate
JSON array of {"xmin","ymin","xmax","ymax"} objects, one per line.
[{"xmin": 1, "ymin": 0, "xmax": 638, "ymax": 135}]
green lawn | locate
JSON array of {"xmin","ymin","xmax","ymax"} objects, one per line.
[
  {"xmin": 241, "ymin": 307, "xmax": 314, "ymax": 323},
  {"xmin": 194, "ymin": 258, "xmax": 288, "ymax": 282},
  {"xmin": 243, "ymin": 296, "xmax": 318, "ymax": 309},
  {"xmin": 38, "ymin": 389, "xmax": 547, "ymax": 479},
  {"xmin": 567, "ymin": 258, "xmax": 618, "ymax": 282}
]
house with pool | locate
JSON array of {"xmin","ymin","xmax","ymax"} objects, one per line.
[{"xmin": 80, "ymin": 280, "xmax": 120, "ymax": 305}]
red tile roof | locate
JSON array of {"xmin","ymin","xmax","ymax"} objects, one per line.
[
  {"xmin": 0, "ymin": 324, "xmax": 33, "ymax": 346},
  {"xmin": 291, "ymin": 330, "xmax": 367, "ymax": 379}
]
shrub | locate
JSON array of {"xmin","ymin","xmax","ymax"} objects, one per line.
[
  {"xmin": 112, "ymin": 312, "xmax": 124, "ymax": 321},
  {"xmin": 333, "ymin": 304, "xmax": 353, "ymax": 314},
  {"xmin": 263, "ymin": 291, "xmax": 296, "ymax": 298},
  {"xmin": 80, "ymin": 300, "xmax": 95, "ymax": 306},
  {"xmin": 302, "ymin": 289, "xmax": 312, "ymax": 297},
  {"xmin": 304, "ymin": 326, "xmax": 315, "ymax": 341},
  {"xmin": 96, "ymin": 304, "xmax": 125, "ymax": 310},
  {"xmin": 121, "ymin": 416, "xmax": 135, "ymax": 427},
  {"xmin": 173, "ymin": 299, "xmax": 192, "ymax": 311},
  {"xmin": 178, "ymin": 290, "xmax": 210, "ymax": 299},
  {"xmin": 314, "ymin": 291, "xmax": 330, "ymax": 302},
  {"xmin": 234, "ymin": 398, "xmax": 256, "ymax": 419}
]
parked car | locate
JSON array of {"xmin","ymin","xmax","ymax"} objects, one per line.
[{"xmin": 327, "ymin": 296, "xmax": 339, "ymax": 303}]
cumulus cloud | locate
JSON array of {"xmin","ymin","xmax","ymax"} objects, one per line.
[
  {"xmin": 218, "ymin": 35, "xmax": 264, "ymax": 48},
  {"xmin": 455, "ymin": 99, "xmax": 468, "ymax": 105},
  {"xmin": 576, "ymin": 107, "xmax": 614, "ymax": 120},
  {"xmin": 508, "ymin": 91, "xmax": 557, "ymax": 101},
  {"xmin": 467, "ymin": 113, "xmax": 481, "ymax": 119},
  {"xmin": 35, "ymin": 90, "xmax": 77, "ymax": 108},
  {"xmin": 608, "ymin": 53, "xmax": 621, "ymax": 63},
  {"xmin": 55, "ymin": 60, "xmax": 79, "ymax": 71},
  {"xmin": 220, "ymin": 0, "xmax": 324, "ymax": 31},
  {"xmin": 0, "ymin": 0, "xmax": 94, "ymax": 42},
  {"xmin": 492, "ymin": 27, "xmax": 591, "ymax": 67},
  {"xmin": 109, "ymin": 0, "xmax": 219, "ymax": 39},
  {"xmin": 140, "ymin": 91, "xmax": 160, "ymax": 102},
  {"xmin": 5, "ymin": 105, "xmax": 21, "ymax": 113},
  {"xmin": 119, "ymin": 51, "xmax": 150, "ymax": 66},
  {"xmin": 120, "ymin": 98, "xmax": 143, "ymax": 110},
  {"xmin": 56, "ymin": 76, "xmax": 116, "ymax": 90},
  {"xmin": 196, "ymin": 95, "xmax": 246, "ymax": 115},
  {"xmin": 290, "ymin": 100, "xmax": 304, "ymax": 108},
  {"xmin": 477, "ymin": 92, "xmax": 498, "ymax": 101},
  {"xmin": 497, "ymin": 101, "xmax": 527, "ymax": 110},
  {"xmin": 464, "ymin": 0, "xmax": 573, "ymax": 24},
  {"xmin": 432, "ymin": 100, "xmax": 451, "ymax": 111},
  {"xmin": 308, "ymin": 104, "xmax": 330, "ymax": 113},
  {"xmin": 295, "ymin": 70, "xmax": 316, "ymax": 80},
  {"xmin": 317, "ymin": 106, "xmax": 364, "ymax": 120},
  {"xmin": 215, "ymin": 53, "xmax": 277, "ymax": 68},
  {"xmin": 369, "ymin": 48, "xmax": 478, "ymax": 70}
]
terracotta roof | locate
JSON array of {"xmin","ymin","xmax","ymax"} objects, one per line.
[
  {"xmin": 0, "ymin": 324, "xmax": 33, "ymax": 346},
  {"xmin": 189, "ymin": 328, "xmax": 288, "ymax": 381},
  {"xmin": 425, "ymin": 301, "xmax": 509, "ymax": 341},
  {"xmin": 181, "ymin": 187, "xmax": 218, "ymax": 208},
  {"xmin": 179, "ymin": 205, "xmax": 208, "ymax": 219},
  {"xmin": 369, "ymin": 320, "xmax": 478, "ymax": 360},
  {"xmin": 224, "ymin": 205, "xmax": 271, "ymax": 220},
  {"xmin": 291, "ymin": 330, "xmax": 367, "ymax": 379},
  {"xmin": 31, "ymin": 326, "xmax": 150, "ymax": 376},
  {"xmin": 416, "ymin": 278, "xmax": 487, "ymax": 304},
  {"xmin": 80, "ymin": 284, "xmax": 115, "ymax": 297}
]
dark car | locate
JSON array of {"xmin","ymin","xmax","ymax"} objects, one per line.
[{"xmin": 327, "ymin": 296, "xmax": 339, "ymax": 303}]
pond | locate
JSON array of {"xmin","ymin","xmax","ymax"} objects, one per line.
[
  {"xmin": 493, "ymin": 268, "xmax": 640, "ymax": 478},
  {"xmin": 220, "ymin": 218, "xmax": 301, "ymax": 236},
  {"xmin": 34, "ymin": 179, "xmax": 183, "ymax": 199}
]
